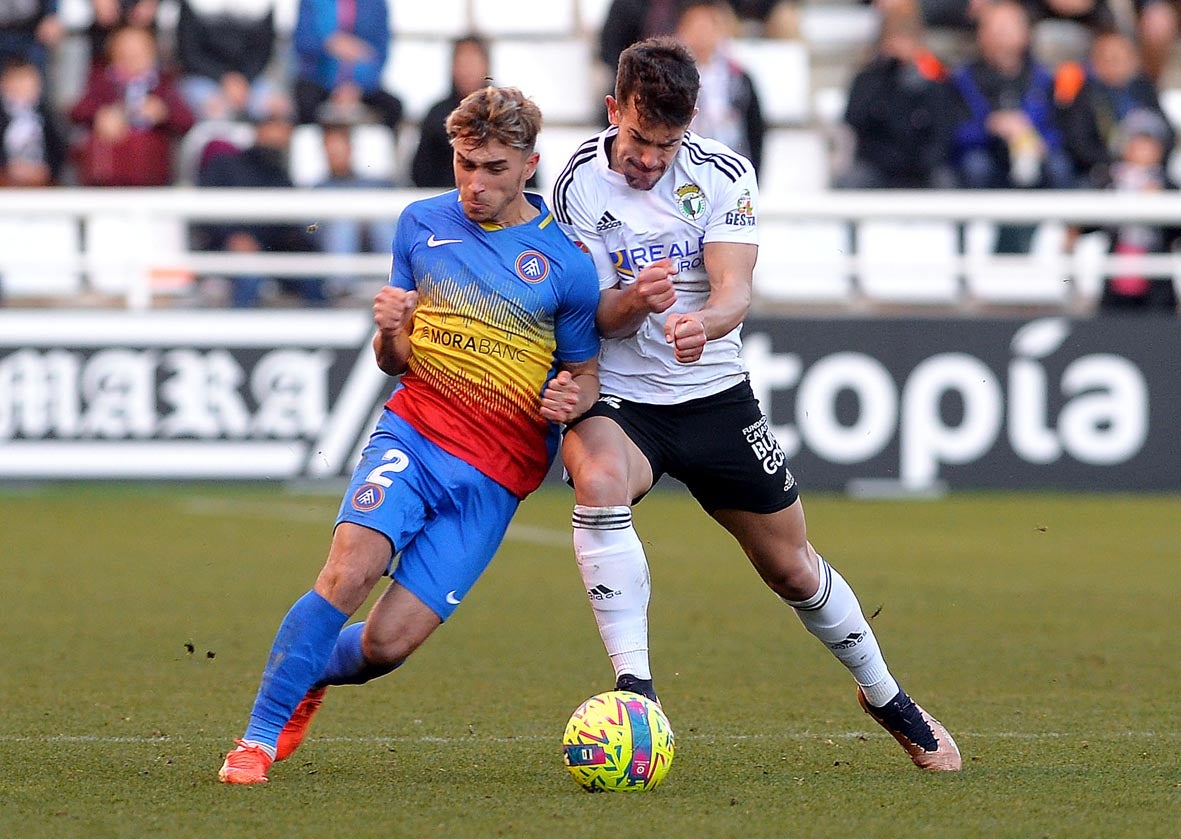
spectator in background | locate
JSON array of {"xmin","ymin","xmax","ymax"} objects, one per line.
[
  {"xmin": 1056, "ymin": 29, "xmax": 1172, "ymax": 187},
  {"xmin": 1134, "ymin": 0, "xmax": 1181, "ymax": 82},
  {"xmin": 0, "ymin": 57, "xmax": 64, "ymax": 185},
  {"xmin": 176, "ymin": 0, "xmax": 279, "ymax": 122},
  {"xmin": 410, "ymin": 34, "xmax": 488, "ymax": 188},
  {"xmin": 314, "ymin": 117, "xmax": 396, "ymax": 291},
  {"xmin": 88, "ymin": 0, "xmax": 157, "ymax": 69},
  {"xmin": 728, "ymin": 0, "xmax": 800, "ymax": 38},
  {"xmin": 193, "ymin": 92, "xmax": 325, "ymax": 307},
  {"xmin": 0, "ymin": 0, "xmax": 62, "ymax": 81},
  {"xmin": 839, "ymin": 14, "xmax": 956, "ymax": 188},
  {"xmin": 949, "ymin": 0, "xmax": 1074, "ymax": 250},
  {"xmin": 1093, "ymin": 108, "xmax": 1179, "ymax": 313},
  {"xmin": 676, "ymin": 0, "xmax": 764, "ymax": 174},
  {"xmin": 409, "ymin": 36, "xmax": 540, "ymax": 190},
  {"xmin": 292, "ymin": 0, "xmax": 402, "ymax": 132},
  {"xmin": 1022, "ymin": 0, "xmax": 1115, "ymax": 31},
  {"xmin": 599, "ymin": 0, "xmax": 681, "ymax": 73},
  {"xmin": 69, "ymin": 26, "xmax": 194, "ymax": 186}
]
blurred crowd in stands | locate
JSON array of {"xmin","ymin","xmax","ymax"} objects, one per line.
[{"xmin": 1, "ymin": 0, "xmax": 1177, "ymax": 312}]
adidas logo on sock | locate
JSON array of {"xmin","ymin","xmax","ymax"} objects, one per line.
[
  {"xmin": 587, "ymin": 583, "xmax": 622, "ymax": 600},
  {"xmin": 830, "ymin": 631, "xmax": 866, "ymax": 650},
  {"xmin": 594, "ymin": 211, "xmax": 622, "ymax": 232}
]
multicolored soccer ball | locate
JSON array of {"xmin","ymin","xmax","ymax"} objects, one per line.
[{"xmin": 562, "ymin": 690, "xmax": 675, "ymax": 792}]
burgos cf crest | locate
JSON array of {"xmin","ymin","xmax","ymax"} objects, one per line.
[
  {"xmin": 515, "ymin": 250, "xmax": 550, "ymax": 283},
  {"xmin": 675, "ymin": 183, "xmax": 706, "ymax": 220}
]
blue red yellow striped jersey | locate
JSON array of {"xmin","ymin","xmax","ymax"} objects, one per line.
[{"xmin": 386, "ymin": 191, "xmax": 600, "ymax": 498}]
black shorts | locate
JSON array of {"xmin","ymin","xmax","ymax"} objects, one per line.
[{"xmin": 569, "ymin": 378, "xmax": 799, "ymax": 514}]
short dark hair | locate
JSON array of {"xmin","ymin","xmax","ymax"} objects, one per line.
[
  {"xmin": 452, "ymin": 34, "xmax": 490, "ymax": 65},
  {"xmin": 615, "ymin": 36, "xmax": 700, "ymax": 129}
]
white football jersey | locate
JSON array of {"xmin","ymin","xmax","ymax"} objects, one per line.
[{"xmin": 552, "ymin": 127, "xmax": 759, "ymax": 404}]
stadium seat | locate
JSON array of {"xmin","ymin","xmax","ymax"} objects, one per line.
[
  {"xmin": 391, "ymin": 0, "xmax": 470, "ymax": 37},
  {"xmin": 84, "ymin": 215, "xmax": 189, "ymax": 300},
  {"xmin": 1069, "ymin": 229, "xmax": 1109, "ymax": 304},
  {"xmin": 812, "ymin": 86, "xmax": 848, "ymax": 129},
  {"xmin": 472, "ymin": 0, "xmax": 576, "ymax": 36},
  {"xmin": 490, "ymin": 39, "xmax": 596, "ymax": 124},
  {"xmin": 798, "ymin": 4, "xmax": 879, "ymax": 53},
  {"xmin": 856, "ymin": 220, "xmax": 961, "ymax": 304},
  {"xmin": 351, "ymin": 124, "xmax": 399, "ymax": 182},
  {"xmin": 56, "ymin": 0, "xmax": 92, "ymax": 28},
  {"xmin": 533, "ymin": 126, "xmax": 599, "ymax": 195},
  {"xmin": 578, "ymin": 0, "xmax": 614, "ymax": 34},
  {"xmin": 759, "ymin": 129, "xmax": 829, "ymax": 195},
  {"xmin": 177, "ymin": 120, "xmax": 256, "ymax": 186},
  {"xmin": 384, "ymin": 38, "xmax": 453, "ymax": 124},
  {"xmin": 753, "ymin": 220, "xmax": 853, "ymax": 303},
  {"xmin": 1160, "ymin": 88, "xmax": 1181, "ymax": 129},
  {"xmin": 272, "ymin": 0, "xmax": 299, "ymax": 36},
  {"xmin": 964, "ymin": 221, "xmax": 1072, "ymax": 305},
  {"xmin": 289, "ymin": 123, "xmax": 328, "ymax": 187},
  {"xmin": 0, "ymin": 218, "xmax": 81, "ymax": 298},
  {"xmin": 728, "ymin": 39, "xmax": 810, "ymax": 126}
]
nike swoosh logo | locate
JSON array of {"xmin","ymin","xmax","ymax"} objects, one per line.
[
  {"xmin": 427, "ymin": 234, "xmax": 463, "ymax": 247},
  {"xmin": 445, "ymin": 590, "xmax": 462, "ymax": 605}
]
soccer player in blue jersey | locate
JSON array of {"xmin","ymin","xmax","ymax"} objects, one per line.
[
  {"xmin": 552, "ymin": 38, "xmax": 961, "ymax": 771},
  {"xmin": 218, "ymin": 86, "xmax": 601, "ymax": 784}
]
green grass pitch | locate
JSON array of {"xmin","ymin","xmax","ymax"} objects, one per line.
[{"xmin": 1, "ymin": 484, "xmax": 1178, "ymax": 838}]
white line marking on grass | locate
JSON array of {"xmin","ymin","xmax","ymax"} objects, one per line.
[
  {"xmin": 502, "ymin": 523, "xmax": 570, "ymax": 548},
  {"xmin": 3, "ymin": 731, "xmax": 1177, "ymax": 745}
]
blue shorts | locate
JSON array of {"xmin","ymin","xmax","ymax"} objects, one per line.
[{"xmin": 336, "ymin": 410, "xmax": 519, "ymax": 621}]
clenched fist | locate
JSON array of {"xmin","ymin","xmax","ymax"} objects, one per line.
[
  {"xmin": 664, "ymin": 312, "xmax": 707, "ymax": 364},
  {"xmin": 634, "ymin": 258, "xmax": 678, "ymax": 314},
  {"xmin": 540, "ymin": 370, "xmax": 583, "ymax": 423},
  {"xmin": 374, "ymin": 286, "xmax": 419, "ymax": 335}
]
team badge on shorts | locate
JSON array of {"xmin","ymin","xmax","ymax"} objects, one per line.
[
  {"xmin": 515, "ymin": 250, "xmax": 550, "ymax": 283},
  {"xmin": 352, "ymin": 483, "xmax": 385, "ymax": 511},
  {"xmin": 675, "ymin": 183, "xmax": 706, "ymax": 220}
]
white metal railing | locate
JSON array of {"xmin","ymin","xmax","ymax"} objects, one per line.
[{"xmin": 2, "ymin": 187, "xmax": 1180, "ymax": 311}]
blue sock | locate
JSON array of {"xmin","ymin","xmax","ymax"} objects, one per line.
[
  {"xmin": 243, "ymin": 590, "xmax": 348, "ymax": 749},
  {"xmin": 316, "ymin": 622, "xmax": 403, "ymax": 687}
]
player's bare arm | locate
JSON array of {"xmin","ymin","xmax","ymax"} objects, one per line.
[
  {"xmin": 541, "ymin": 358, "xmax": 599, "ymax": 424},
  {"xmin": 596, "ymin": 258, "xmax": 678, "ymax": 338},
  {"xmin": 372, "ymin": 286, "xmax": 418, "ymax": 375},
  {"xmin": 663, "ymin": 242, "xmax": 756, "ymax": 364}
]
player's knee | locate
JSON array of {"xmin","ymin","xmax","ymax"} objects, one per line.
[
  {"xmin": 569, "ymin": 459, "xmax": 631, "ymax": 506},
  {"xmin": 761, "ymin": 543, "xmax": 819, "ymax": 601},
  {"xmin": 360, "ymin": 622, "xmax": 420, "ymax": 666},
  {"xmin": 315, "ymin": 531, "xmax": 389, "ymax": 610}
]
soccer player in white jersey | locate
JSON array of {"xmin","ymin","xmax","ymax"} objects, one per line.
[{"xmin": 552, "ymin": 37, "xmax": 961, "ymax": 771}]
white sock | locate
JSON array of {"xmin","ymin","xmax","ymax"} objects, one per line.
[
  {"xmin": 783, "ymin": 556, "xmax": 899, "ymax": 707},
  {"xmin": 240, "ymin": 739, "xmax": 277, "ymax": 760},
  {"xmin": 572, "ymin": 505, "xmax": 651, "ymax": 681}
]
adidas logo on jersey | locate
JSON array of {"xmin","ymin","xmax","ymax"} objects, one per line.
[{"xmin": 595, "ymin": 211, "xmax": 622, "ymax": 232}]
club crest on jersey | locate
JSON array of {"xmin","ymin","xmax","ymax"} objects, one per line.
[
  {"xmin": 352, "ymin": 483, "xmax": 384, "ymax": 511},
  {"xmin": 515, "ymin": 250, "xmax": 550, "ymax": 283},
  {"xmin": 675, "ymin": 183, "xmax": 706, "ymax": 220}
]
